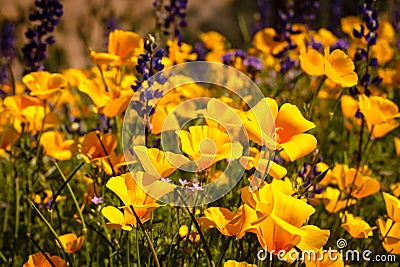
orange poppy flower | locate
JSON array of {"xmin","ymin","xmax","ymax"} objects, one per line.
[
  {"xmin": 40, "ymin": 131, "xmax": 76, "ymax": 161},
  {"xmin": 299, "ymin": 48, "xmax": 324, "ymax": 76},
  {"xmin": 57, "ymin": 233, "xmax": 84, "ymax": 253},
  {"xmin": 376, "ymin": 218, "xmax": 400, "ymax": 254},
  {"xmin": 79, "ymin": 131, "xmax": 117, "ymax": 163},
  {"xmin": 341, "ymin": 213, "xmax": 376, "ymax": 238},
  {"xmin": 224, "ymin": 260, "xmax": 257, "ymax": 267},
  {"xmin": 103, "ymin": 172, "xmax": 175, "ymax": 228},
  {"xmin": 358, "ymin": 94, "xmax": 400, "ymax": 138},
  {"xmin": 324, "ymin": 47, "xmax": 358, "ymax": 87},
  {"xmin": 90, "ymin": 30, "xmax": 144, "ymax": 66},
  {"xmin": 179, "ymin": 125, "xmax": 243, "ymax": 169},
  {"xmin": 23, "ymin": 252, "xmax": 67, "ymax": 267},
  {"xmin": 383, "ymin": 193, "xmax": 400, "ymax": 223},
  {"xmin": 22, "ymin": 71, "xmax": 67, "ymax": 100},
  {"xmin": 134, "ymin": 146, "xmax": 183, "ymax": 178}
]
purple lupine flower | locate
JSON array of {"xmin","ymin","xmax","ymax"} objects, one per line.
[
  {"xmin": 243, "ymin": 56, "xmax": 263, "ymax": 71},
  {"xmin": 0, "ymin": 20, "xmax": 16, "ymax": 87},
  {"xmin": 154, "ymin": 0, "xmax": 188, "ymax": 45},
  {"xmin": 104, "ymin": 17, "xmax": 119, "ymax": 48},
  {"xmin": 131, "ymin": 35, "xmax": 165, "ymax": 123},
  {"xmin": 352, "ymin": 0, "xmax": 380, "ymax": 96},
  {"xmin": 161, "ymin": 177, "xmax": 172, "ymax": 183},
  {"xmin": 22, "ymin": 0, "xmax": 63, "ymax": 74},
  {"xmin": 252, "ymin": 0, "xmax": 272, "ymax": 34}
]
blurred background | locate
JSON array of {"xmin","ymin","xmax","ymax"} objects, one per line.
[{"xmin": 1, "ymin": 0, "xmax": 399, "ymax": 74}]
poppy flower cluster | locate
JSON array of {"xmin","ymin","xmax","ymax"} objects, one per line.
[{"xmin": 0, "ymin": 1, "xmax": 400, "ymax": 266}]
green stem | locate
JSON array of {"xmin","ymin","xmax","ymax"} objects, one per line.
[
  {"xmin": 0, "ymin": 249, "xmax": 7, "ymax": 263},
  {"xmin": 27, "ymin": 233, "xmax": 57, "ymax": 267},
  {"xmin": 30, "ymin": 201, "xmax": 73, "ymax": 266},
  {"xmin": 130, "ymin": 205, "xmax": 160, "ymax": 267},
  {"xmin": 96, "ymin": 132, "xmax": 116, "ymax": 177},
  {"xmin": 54, "ymin": 162, "xmax": 91, "ymax": 266},
  {"xmin": 308, "ymin": 76, "xmax": 326, "ymax": 119},
  {"xmin": 50, "ymin": 161, "xmax": 85, "ymax": 211},
  {"xmin": 178, "ymin": 193, "xmax": 215, "ymax": 267},
  {"xmin": 136, "ymin": 228, "xmax": 141, "ymax": 267}
]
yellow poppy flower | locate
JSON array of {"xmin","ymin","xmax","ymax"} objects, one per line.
[
  {"xmin": 22, "ymin": 71, "xmax": 67, "ymax": 100},
  {"xmin": 239, "ymin": 147, "xmax": 287, "ymax": 180},
  {"xmin": 240, "ymin": 97, "xmax": 316, "ymax": 161},
  {"xmin": 23, "ymin": 252, "xmax": 67, "ymax": 267},
  {"xmin": 2, "ymin": 95, "xmax": 42, "ymax": 120},
  {"xmin": 179, "ymin": 225, "xmax": 189, "ymax": 238},
  {"xmin": 239, "ymin": 180, "xmax": 329, "ymax": 253},
  {"xmin": 40, "ymin": 131, "xmax": 76, "ymax": 161},
  {"xmin": 102, "ymin": 206, "xmax": 136, "ymax": 231},
  {"xmin": 312, "ymin": 28, "xmax": 338, "ymax": 48},
  {"xmin": 105, "ymin": 172, "xmax": 175, "ymax": 213},
  {"xmin": 324, "ymin": 47, "xmax": 358, "ymax": 88},
  {"xmin": 373, "ymin": 39, "xmax": 394, "ymax": 65},
  {"xmin": 20, "ymin": 106, "xmax": 59, "ymax": 134},
  {"xmin": 376, "ymin": 218, "xmax": 400, "ymax": 254},
  {"xmin": 134, "ymin": 146, "xmax": 181, "ymax": 178},
  {"xmin": 341, "ymin": 213, "xmax": 376, "ymax": 238},
  {"xmin": 62, "ymin": 68, "xmax": 88, "ymax": 88},
  {"xmin": 197, "ymin": 207, "xmax": 243, "ymax": 236},
  {"xmin": 383, "ymin": 193, "xmax": 400, "ymax": 223},
  {"xmin": 252, "ymin": 28, "xmax": 287, "ymax": 56},
  {"xmin": 200, "ymin": 31, "xmax": 226, "ymax": 51},
  {"xmin": 103, "ymin": 172, "xmax": 176, "ymax": 230},
  {"xmin": 253, "ymin": 192, "xmax": 329, "ymax": 253},
  {"xmin": 395, "ymin": 137, "xmax": 400, "ymax": 156},
  {"xmin": 340, "ymin": 95, "xmax": 360, "ymax": 121},
  {"xmin": 340, "ymin": 168, "xmax": 380, "ymax": 199},
  {"xmin": 317, "ymin": 187, "xmax": 356, "ymax": 213},
  {"xmin": 78, "ymin": 77, "xmax": 133, "ymax": 117},
  {"xmin": 32, "ymin": 189, "xmax": 66, "ymax": 208},
  {"xmin": 299, "ymin": 48, "xmax": 324, "ymax": 76},
  {"xmin": 90, "ymin": 30, "xmax": 144, "ymax": 66},
  {"xmin": 0, "ymin": 126, "xmax": 18, "ymax": 150},
  {"xmin": 163, "ymin": 39, "xmax": 197, "ymax": 66},
  {"xmin": 340, "ymin": 16, "xmax": 363, "ymax": 37},
  {"xmin": 224, "ymin": 260, "xmax": 257, "ymax": 267},
  {"xmin": 57, "ymin": 233, "xmax": 84, "ymax": 253},
  {"xmin": 79, "ymin": 131, "xmax": 117, "ymax": 163},
  {"xmin": 358, "ymin": 94, "xmax": 400, "ymax": 138},
  {"xmin": 179, "ymin": 125, "xmax": 243, "ymax": 169}
]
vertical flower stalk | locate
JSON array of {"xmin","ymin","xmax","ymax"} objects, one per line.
[
  {"xmin": 154, "ymin": 0, "xmax": 188, "ymax": 45},
  {"xmin": 352, "ymin": 0, "xmax": 381, "ymax": 97},
  {"xmin": 22, "ymin": 0, "xmax": 63, "ymax": 74},
  {"xmin": 131, "ymin": 34, "xmax": 165, "ymax": 144},
  {"xmin": 0, "ymin": 20, "xmax": 16, "ymax": 94}
]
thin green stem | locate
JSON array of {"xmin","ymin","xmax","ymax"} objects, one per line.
[
  {"xmin": 308, "ymin": 76, "xmax": 326, "ymax": 119},
  {"xmin": 136, "ymin": 228, "xmax": 141, "ymax": 267},
  {"xmin": 30, "ymin": 200, "xmax": 73, "ymax": 265},
  {"xmin": 129, "ymin": 205, "xmax": 160, "ymax": 267},
  {"xmin": 96, "ymin": 132, "xmax": 116, "ymax": 177},
  {"xmin": 27, "ymin": 233, "xmax": 57, "ymax": 267},
  {"xmin": 50, "ymin": 161, "xmax": 85, "ymax": 211},
  {"xmin": 178, "ymin": 193, "xmax": 215, "ymax": 267},
  {"xmin": 54, "ymin": 162, "xmax": 91, "ymax": 266},
  {"xmin": 0, "ymin": 249, "xmax": 7, "ymax": 263}
]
